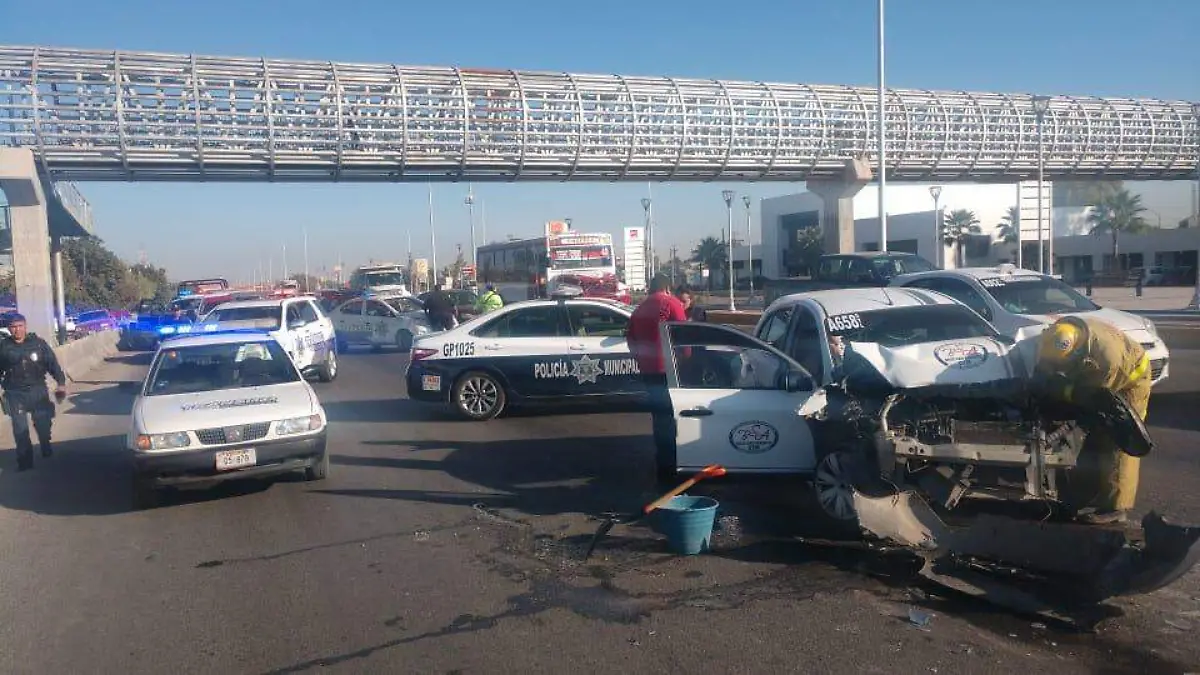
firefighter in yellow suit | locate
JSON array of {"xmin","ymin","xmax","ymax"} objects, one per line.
[{"xmin": 1035, "ymin": 316, "xmax": 1152, "ymax": 524}]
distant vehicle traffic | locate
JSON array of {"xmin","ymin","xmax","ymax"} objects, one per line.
[
  {"xmin": 763, "ymin": 252, "xmax": 938, "ymax": 304},
  {"xmin": 478, "ymin": 224, "xmax": 628, "ymax": 303},
  {"xmin": 349, "ymin": 264, "xmax": 409, "ymax": 296},
  {"xmin": 176, "ymin": 278, "xmax": 229, "ymax": 298},
  {"xmin": 331, "ymin": 294, "xmax": 431, "ymax": 351}
]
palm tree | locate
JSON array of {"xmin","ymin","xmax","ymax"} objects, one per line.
[
  {"xmin": 941, "ymin": 209, "xmax": 982, "ymax": 267},
  {"xmin": 996, "ymin": 206, "xmax": 1020, "ymax": 245},
  {"xmin": 1086, "ymin": 188, "xmax": 1150, "ymax": 270},
  {"xmin": 691, "ymin": 237, "xmax": 726, "ymax": 291}
]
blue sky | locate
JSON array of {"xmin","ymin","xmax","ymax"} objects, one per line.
[{"xmin": 4, "ymin": 0, "xmax": 1199, "ymax": 280}]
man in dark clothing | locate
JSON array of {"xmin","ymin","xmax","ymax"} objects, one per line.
[
  {"xmin": 423, "ymin": 284, "xmax": 457, "ymax": 332},
  {"xmin": 675, "ymin": 287, "xmax": 708, "ymax": 322},
  {"xmin": 626, "ymin": 275, "xmax": 687, "ymax": 485},
  {"xmin": 0, "ymin": 315, "xmax": 67, "ymax": 471}
]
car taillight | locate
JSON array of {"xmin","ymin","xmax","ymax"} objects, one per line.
[{"xmin": 411, "ymin": 348, "xmax": 438, "ymax": 362}]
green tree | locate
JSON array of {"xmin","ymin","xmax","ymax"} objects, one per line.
[
  {"xmin": 1087, "ymin": 188, "xmax": 1150, "ymax": 269},
  {"xmin": 996, "ymin": 206, "xmax": 1020, "ymax": 245},
  {"xmin": 941, "ymin": 209, "xmax": 982, "ymax": 267},
  {"xmin": 129, "ymin": 263, "xmax": 174, "ymax": 304},
  {"xmin": 61, "ymin": 237, "xmax": 141, "ymax": 309},
  {"xmin": 691, "ymin": 237, "xmax": 726, "ymax": 291}
]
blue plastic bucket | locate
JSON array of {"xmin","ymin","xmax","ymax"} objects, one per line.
[{"xmin": 655, "ymin": 495, "xmax": 719, "ymax": 555}]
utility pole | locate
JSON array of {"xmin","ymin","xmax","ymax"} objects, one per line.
[{"xmin": 669, "ymin": 245, "xmax": 678, "ymax": 286}]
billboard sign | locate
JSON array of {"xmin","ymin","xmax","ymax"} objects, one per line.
[{"xmin": 623, "ymin": 227, "xmax": 646, "ymax": 292}]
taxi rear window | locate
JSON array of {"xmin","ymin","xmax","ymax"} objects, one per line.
[{"xmin": 824, "ymin": 305, "xmax": 995, "ymax": 347}]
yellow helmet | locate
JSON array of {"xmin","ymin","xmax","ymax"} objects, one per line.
[{"xmin": 1039, "ymin": 319, "xmax": 1086, "ymax": 365}]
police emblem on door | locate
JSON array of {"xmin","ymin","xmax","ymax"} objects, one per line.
[{"xmin": 729, "ymin": 421, "xmax": 779, "ymax": 454}]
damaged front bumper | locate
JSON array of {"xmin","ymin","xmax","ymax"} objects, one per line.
[{"xmin": 853, "ymin": 490, "xmax": 1200, "ymax": 616}]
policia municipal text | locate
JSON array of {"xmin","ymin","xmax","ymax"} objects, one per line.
[{"xmin": 0, "ymin": 314, "xmax": 67, "ymax": 471}]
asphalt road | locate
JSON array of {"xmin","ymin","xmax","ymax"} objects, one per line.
[{"xmin": 2, "ymin": 330, "xmax": 1200, "ymax": 673}]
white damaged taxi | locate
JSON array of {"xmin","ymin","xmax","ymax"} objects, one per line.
[{"xmin": 128, "ymin": 330, "xmax": 329, "ymax": 509}]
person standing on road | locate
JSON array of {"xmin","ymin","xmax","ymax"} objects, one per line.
[
  {"xmin": 675, "ymin": 287, "xmax": 708, "ymax": 322},
  {"xmin": 475, "ymin": 284, "xmax": 504, "ymax": 315},
  {"xmin": 626, "ymin": 275, "xmax": 687, "ymax": 485},
  {"xmin": 423, "ymin": 284, "xmax": 457, "ymax": 332},
  {"xmin": 1035, "ymin": 315, "xmax": 1152, "ymax": 524},
  {"xmin": 0, "ymin": 315, "xmax": 67, "ymax": 471}
]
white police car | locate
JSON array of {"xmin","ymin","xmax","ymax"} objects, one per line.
[
  {"xmin": 330, "ymin": 293, "xmax": 431, "ymax": 351},
  {"xmin": 197, "ymin": 297, "xmax": 338, "ymax": 382},
  {"xmin": 891, "ymin": 265, "xmax": 1170, "ymax": 385},
  {"xmin": 129, "ymin": 330, "xmax": 329, "ymax": 509},
  {"xmin": 404, "ymin": 294, "xmax": 641, "ymax": 420}
]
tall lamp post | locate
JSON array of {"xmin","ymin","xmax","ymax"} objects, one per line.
[
  {"xmin": 428, "ymin": 185, "xmax": 437, "ymax": 289},
  {"xmin": 928, "ymin": 185, "xmax": 943, "ymax": 268},
  {"xmin": 1032, "ymin": 95, "xmax": 1051, "ymax": 274},
  {"xmin": 302, "ymin": 227, "xmax": 310, "ymax": 292},
  {"xmin": 876, "ymin": 0, "xmax": 888, "ymax": 251},
  {"xmin": 640, "ymin": 197, "xmax": 652, "ymax": 288},
  {"xmin": 742, "ymin": 195, "xmax": 754, "ymax": 298},
  {"xmin": 1190, "ymin": 103, "xmax": 1200, "ymax": 309},
  {"xmin": 721, "ymin": 190, "xmax": 736, "ymax": 311},
  {"xmin": 464, "ymin": 187, "xmax": 477, "ymax": 270}
]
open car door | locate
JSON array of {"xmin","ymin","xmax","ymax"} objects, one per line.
[{"xmin": 659, "ymin": 321, "xmax": 818, "ymax": 473}]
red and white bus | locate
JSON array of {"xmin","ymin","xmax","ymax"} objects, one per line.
[{"xmin": 478, "ymin": 224, "xmax": 629, "ymax": 304}]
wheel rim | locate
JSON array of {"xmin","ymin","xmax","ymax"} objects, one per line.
[
  {"xmin": 327, "ymin": 351, "xmax": 337, "ymax": 377},
  {"xmin": 460, "ymin": 376, "xmax": 499, "ymax": 417},
  {"xmin": 814, "ymin": 452, "xmax": 858, "ymax": 521}
]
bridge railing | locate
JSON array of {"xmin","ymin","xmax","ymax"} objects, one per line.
[{"xmin": 0, "ymin": 46, "xmax": 1197, "ymax": 182}]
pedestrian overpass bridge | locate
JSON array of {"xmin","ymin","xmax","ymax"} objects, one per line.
[{"xmin": 1, "ymin": 46, "xmax": 1196, "ymax": 183}]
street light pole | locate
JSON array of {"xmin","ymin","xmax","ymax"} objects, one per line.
[
  {"xmin": 1033, "ymin": 95, "xmax": 1051, "ymax": 275},
  {"xmin": 1190, "ymin": 104, "xmax": 1200, "ymax": 309},
  {"xmin": 928, "ymin": 186, "xmax": 943, "ymax": 268},
  {"xmin": 428, "ymin": 184, "xmax": 438, "ymax": 289},
  {"xmin": 641, "ymin": 197, "xmax": 652, "ymax": 289},
  {"xmin": 722, "ymin": 189, "xmax": 736, "ymax": 311},
  {"xmin": 742, "ymin": 194, "xmax": 754, "ymax": 298},
  {"xmin": 669, "ymin": 244, "xmax": 678, "ymax": 286},
  {"xmin": 464, "ymin": 186, "xmax": 477, "ymax": 270},
  {"xmin": 302, "ymin": 227, "xmax": 310, "ymax": 293},
  {"xmin": 877, "ymin": 0, "xmax": 888, "ymax": 251}
]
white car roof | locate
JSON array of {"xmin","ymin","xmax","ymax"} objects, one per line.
[
  {"xmin": 769, "ymin": 287, "xmax": 956, "ymax": 317},
  {"xmin": 158, "ymin": 331, "xmax": 281, "ymax": 349},
  {"xmin": 206, "ymin": 298, "xmax": 307, "ymax": 311},
  {"xmin": 893, "ymin": 265, "xmax": 1046, "ymax": 283}
]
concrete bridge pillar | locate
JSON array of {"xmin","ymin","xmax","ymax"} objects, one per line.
[
  {"xmin": 51, "ymin": 237, "xmax": 68, "ymax": 345},
  {"xmin": 0, "ymin": 149, "xmax": 59, "ymax": 343},
  {"xmin": 807, "ymin": 158, "xmax": 873, "ymax": 255}
]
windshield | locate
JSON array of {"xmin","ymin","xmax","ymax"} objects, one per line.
[
  {"xmin": 170, "ymin": 297, "xmax": 202, "ymax": 312},
  {"xmin": 384, "ymin": 296, "xmax": 423, "ymax": 313},
  {"xmin": 549, "ymin": 244, "xmax": 614, "ymax": 271},
  {"xmin": 145, "ymin": 340, "xmax": 300, "ymax": 396},
  {"xmin": 78, "ymin": 310, "xmax": 108, "ymax": 322},
  {"xmin": 363, "ymin": 272, "xmax": 407, "ymax": 287},
  {"xmin": 876, "ymin": 256, "xmax": 936, "ymax": 276},
  {"xmin": 825, "ymin": 305, "xmax": 997, "ymax": 348},
  {"xmin": 202, "ymin": 306, "xmax": 282, "ymax": 330},
  {"xmin": 978, "ymin": 276, "xmax": 1098, "ymax": 314}
]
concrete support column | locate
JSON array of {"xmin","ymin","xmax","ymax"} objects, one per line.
[
  {"xmin": 52, "ymin": 237, "xmax": 68, "ymax": 345},
  {"xmin": 807, "ymin": 158, "xmax": 873, "ymax": 255},
  {"xmin": 0, "ymin": 149, "xmax": 56, "ymax": 343}
]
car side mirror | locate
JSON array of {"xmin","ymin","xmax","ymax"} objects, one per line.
[
  {"xmin": 288, "ymin": 319, "xmax": 306, "ymax": 330},
  {"xmin": 784, "ymin": 369, "xmax": 814, "ymax": 392}
]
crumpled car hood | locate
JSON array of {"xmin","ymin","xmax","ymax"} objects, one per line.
[{"xmin": 847, "ymin": 337, "xmax": 1021, "ymax": 390}]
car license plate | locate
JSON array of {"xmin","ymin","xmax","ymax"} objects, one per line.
[
  {"xmin": 422, "ymin": 374, "xmax": 442, "ymax": 391},
  {"xmin": 215, "ymin": 448, "xmax": 257, "ymax": 471}
]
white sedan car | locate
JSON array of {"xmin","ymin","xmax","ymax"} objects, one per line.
[
  {"xmin": 129, "ymin": 331, "xmax": 329, "ymax": 508},
  {"xmin": 331, "ymin": 294, "xmax": 431, "ymax": 351},
  {"xmin": 198, "ymin": 297, "xmax": 338, "ymax": 382},
  {"xmin": 892, "ymin": 265, "xmax": 1169, "ymax": 385}
]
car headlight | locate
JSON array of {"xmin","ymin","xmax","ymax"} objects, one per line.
[
  {"xmin": 135, "ymin": 432, "xmax": 191, "ymax": 451},
  {"xmin": 1145, "ymin": 320, "xmax": 1159, "ymax": 339},
  {"xmin": 275, "ymin": 414, "xmax": 323, "ymax": 435}
]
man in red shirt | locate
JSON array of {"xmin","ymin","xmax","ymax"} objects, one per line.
[{"xmin": 626, "ymin": 275, "xmax": 687, "ymax": 485}]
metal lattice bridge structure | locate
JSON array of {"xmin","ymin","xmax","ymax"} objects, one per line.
[{"xmin": 1, "ymin": 46, "xmax": 1197, "ymax": 183}]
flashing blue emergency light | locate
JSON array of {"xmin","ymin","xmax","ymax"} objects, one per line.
[{"xmin": 177, "ymin": 289, "xmax": 194, "ymax": 297}]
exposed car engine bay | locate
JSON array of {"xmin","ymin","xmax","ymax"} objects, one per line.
[{"xmin": 803, "ymin": 376, "xmax": 1199, "ymax": 621}]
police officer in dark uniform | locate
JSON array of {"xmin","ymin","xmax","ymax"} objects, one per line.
[{"xmin": 0, "ymin": 314, "xmax": 67, "ymax": 471}]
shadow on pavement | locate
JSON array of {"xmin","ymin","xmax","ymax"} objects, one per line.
[
  {"xmin": 105, "ymin": 352, "xmax": 154, "ymax": 367},
  {"xmin": 322, "ymin": 398, "xmax": 460, "ymax": 424},
  {"xmin": 0, "ymin": 434, "xmax": 132, "ymax": 516},
  {"xmin": 64, "ymin": 384, "xmax": 136, "ymax": 416}
]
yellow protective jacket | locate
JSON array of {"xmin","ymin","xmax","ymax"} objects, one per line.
[
  {"xmin": 1036, "ymin": 316, "xmax": 1149, "ymax": 406},
  {"xmin": 475, "ymin": 290, "xmax": 504, "ymax": 314}
]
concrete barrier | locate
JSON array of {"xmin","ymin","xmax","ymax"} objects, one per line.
[{"xmin": 55, "ymin": 330, "xmax": 119, "ymax": 379}]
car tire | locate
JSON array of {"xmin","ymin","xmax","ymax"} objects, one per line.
[
  {"xmin": 395, "ymin": 329, "xmax": 413, "ymax": 351},
  {"xmin": 812, "ymin": 449, "xmax": 866, "ymax": 523},
  {"xmin": 132, "ymin": 476, "xmax": 159, "ymax": 510},
  {"xmin": 305, "ymin": 452, "xmax": 329, "ymax": 481},
  {"xmin": 453, "ymin": 370, "xmax": 506, "ymax": 421},
  {"xmin": 316, "ymin": 350, "xmax": 338, "ymax": 383}
]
